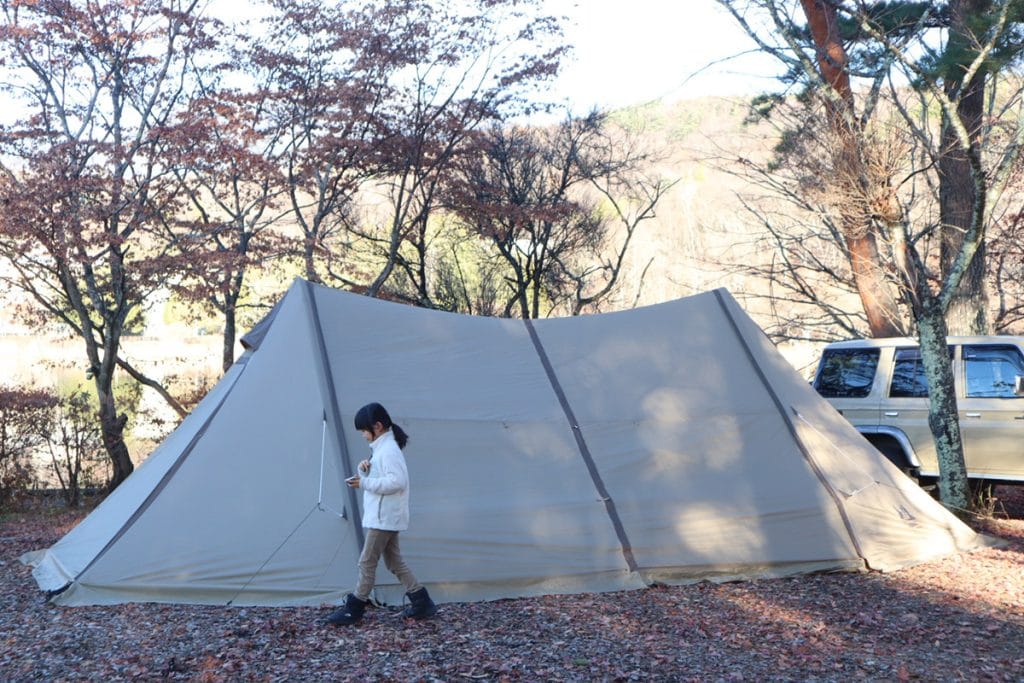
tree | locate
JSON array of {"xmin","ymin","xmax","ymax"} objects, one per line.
[
  {"xmin": 799, "ymin": 0, "xmax": 908, "ymax": 337},
  {"xmin": 0, "ymin": 0, "xmax": 217, "ymax": 487},
  {"xmin": 354, "ymin": 0, "xmax": 567, "ymax": 305},
  {"xmin": 722, "ymin": 0, "xmax": 909, "ymax": 337},
  {"xmin": 43, "ymin": 391, "xmax": 106, "ymax": 508},
  {"xmin": 241, "ymin": 0, "xmax": 400, "ymax": 288},
  {"xmin": 718, "ymin": 0, "xmax": 1024, "ymax": 511},
  {"xmin": 445, "ymin": 112, "xmax": 671, "ymax": 318},
  {"xmin": 164, "ymin": 81, "xmax": 291, "ymax": 372},
  {"xmin": 989, "ymin": 205, "xmax": 1024, "ymax": 332},
  {"xmin": 244, "ymin": 0, "xmax": 566, "ymax": 304},
  {"xmin": 937, "ymin": 0, "xmax": 995, "ymax": 335}
]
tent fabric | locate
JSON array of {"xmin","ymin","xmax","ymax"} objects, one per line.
[
  {"xmin": 238, "ymin": 297, "xmax": 282, "ymax": 351},
  {"xmin": 23, "ymin": 280, "xmax": 985, "ymax": 607}
]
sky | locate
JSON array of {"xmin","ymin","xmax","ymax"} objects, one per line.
[
  {"xmin": 209, "ymin": 0, "xmax": 782, "ymax": 112},
  {"xmin": 547, "ymin": 0, "xmax": 782, "ymax": 111}
]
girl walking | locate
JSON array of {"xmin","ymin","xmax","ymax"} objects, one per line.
[{"xmin": 327, "ymin": 402, "xmax": 436, "ymax": 626}]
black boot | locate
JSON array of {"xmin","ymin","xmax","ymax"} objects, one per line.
[
  {"xmin": 402, "ymin": 587, "xmax": 437, "ymax": 620},
  {"xmin": 326, "ymin": 593, "xmax": 367, "ymax": 626}
]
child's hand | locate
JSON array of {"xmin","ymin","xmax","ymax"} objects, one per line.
[
  {"xmin": 346, "ymin": 475, "xmax": 360, "ymax": 489},
  {"xmin": 358, "ymin": 459, "xmax": 370, "ymax": 474}
]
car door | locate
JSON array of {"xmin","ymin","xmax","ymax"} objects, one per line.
[
  {"xmin": 958, "ymin": 343, "xmax": 1024, "ymax": 479},
  {"xmin": 882, "ymin": 347, "xmax": 939, "ymax": 473}
]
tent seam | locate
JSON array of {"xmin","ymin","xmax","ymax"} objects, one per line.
[
  {"xmin": 522, "ymin": 318, "xmax": 640, "ymax": 574},
  {"xmin": 711, "ymin": 289, "xmax": 868, "ymax": 565}
]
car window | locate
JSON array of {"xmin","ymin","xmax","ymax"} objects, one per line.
[
  {"xmin": 814, "ymin": 348, "xmax": 879, "ymax": 398},
  {"xmin": 887, "ymin": 346, "xmax": 955, "ymax": 398},
  {"xmin": 889, "ymin": 348, "xmax": 928, "ymax": 397},
  {"xmin": 964, "ymin": 344, "xmax": 1024, "ymax": 398}
]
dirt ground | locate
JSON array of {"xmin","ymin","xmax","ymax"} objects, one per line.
[{"xmin": 2, "ymin": 488, "xmax": 1022, "ymax": 682}]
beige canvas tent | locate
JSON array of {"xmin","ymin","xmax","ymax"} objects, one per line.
[{"xmin": 24, "ymin": 280, "xmax": 984, "ymax": 607}]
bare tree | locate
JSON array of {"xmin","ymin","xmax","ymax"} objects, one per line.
[
  {"xmin": 718, "ymin": 0, "xmax": 1024, "ymax": 511},
  {"xmin": 990, "ymin": 207, "xmax": 1024, "ymax": 332},
  {"xmin": 445, "ymin": 112, "xmax": 672, "ymax": 318}
]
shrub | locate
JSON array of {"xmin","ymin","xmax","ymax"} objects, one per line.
[
  {"xmin": 0, "ymin": 387, "xmax": 57, "ymax": 511},
  {"xmin": 44, "ymin": 390, "xmax": 107, "ymax": 507}
]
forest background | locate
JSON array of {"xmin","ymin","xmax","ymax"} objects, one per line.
[{"xmin": 3, "ymin": 0, "xmax": 1024, "ymax": 513}]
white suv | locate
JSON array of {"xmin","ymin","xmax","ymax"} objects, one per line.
[{"xmin": 812, "ymin": 336, "xmax": 1024, "ymax": 484}]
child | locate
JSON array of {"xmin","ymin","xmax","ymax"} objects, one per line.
[{"xmin": 327, "ymin": 402, "xmax": 436, "ymax": 625}]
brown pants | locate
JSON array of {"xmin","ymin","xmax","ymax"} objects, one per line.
[{"xmin": 355, "ymin": 528, "xmax": 422, "ymax": 601}]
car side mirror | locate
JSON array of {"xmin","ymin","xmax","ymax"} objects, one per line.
[{"xmin": 1016, "ymin": 375, "xmax": 1024, "ymax": 396}]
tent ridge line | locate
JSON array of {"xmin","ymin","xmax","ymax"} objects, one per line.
[
  {"xmin": 68, "ymin": 356, "xmax": 252, "ymax": 590},
  {"xmin": 522, "ymin": 317, "xmax": 640, "ymax": 574},
  {"xmin": 303, "ymin": 281, "xmax": 364, "ymax": 550},
  {"xmin": 710, "ymin": 289, "xmax": 868, "ymax": 565}
]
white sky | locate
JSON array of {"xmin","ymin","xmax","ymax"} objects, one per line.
[
  {"xmin": 207, "ymin": 0, "xmax": 781, "ymax": 110},
  {"xmin": 548, "ymin": 0, "xmax": 782, "ymax": 111}
]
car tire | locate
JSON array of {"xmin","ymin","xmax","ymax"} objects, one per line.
[{"xmin": 868, "ymin": 437, "xmax": 915, "ymax": 478}]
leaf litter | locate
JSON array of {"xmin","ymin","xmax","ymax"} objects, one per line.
[{"xmin": 1, "ymin": 487, "xmax": 1022, "ymax": 682}]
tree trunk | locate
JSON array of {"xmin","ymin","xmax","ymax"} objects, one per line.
[
  {"xmin": 916, "ymin": 303, "xmax": 970, "ymax": 513},
  {"xmin": 847, "ymin": 230, "xmax": 906, "ymax": 337},
  {"xmin": 939, "ymin": 0, "xmax": 991, "ymax": 335},
  {"xmin": 222, "ymin": 309, "xmax": 236, "ymax": 374},
  {"xmin": 96, "ymin": 386, "xmax": 133, "ymax": 489},
  {"xmin": 304, "ymin": 238, "xmax": 319, "ymax": 284},
  {"xmin": 800, "ymin": 0, "xmax": 906, "ymax": 337}
]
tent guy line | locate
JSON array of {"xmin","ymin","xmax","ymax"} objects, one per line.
[
  {"xmin": 317, "ymin": 416, "xmax": 347, "ymax": 519},
  {"xmin": 227, "ymin": 504, "xmax": 319, "ymax": 607}
]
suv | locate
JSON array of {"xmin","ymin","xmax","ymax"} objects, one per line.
[{"xmin": 812, "ymin": 336, "xmax": 1024, "ymax": 485}]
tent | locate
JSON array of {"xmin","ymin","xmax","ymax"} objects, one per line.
[{"xmin": 23, "ymin": 279, "xmax": 985, "ymax": 607}]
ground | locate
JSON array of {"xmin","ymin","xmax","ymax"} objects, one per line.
[{"xmin": 2, "ymin": 489, "xmax": 1022, "ymax": 682}]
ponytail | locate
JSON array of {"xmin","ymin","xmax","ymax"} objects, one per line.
[
  {"xmin": 390, "ymin": 423, "xmax": 409, "ymax": 450},
  {"xmin": 354, "ymin": 402, "xmax": 409, "ymax": 449}
]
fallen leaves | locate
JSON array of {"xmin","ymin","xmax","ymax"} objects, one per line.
[{"xmin": 1, "ymin": 487, "xmax": 1023, "ymax": 681}]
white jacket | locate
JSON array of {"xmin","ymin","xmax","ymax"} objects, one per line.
[{"xmin": 359, "ymin": 430, "xmax": 410, "ymax": 531}]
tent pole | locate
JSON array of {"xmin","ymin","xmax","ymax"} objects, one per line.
[{"xmin": 303, "ymin": 281, "xmax": 365, "ymax": 549}]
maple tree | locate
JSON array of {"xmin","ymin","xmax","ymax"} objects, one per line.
[
  {"xmin": 242, "ymin": 0, "xmax": 566, "ymax": 301},
  {"xmin": 0, "ymin": 0, "xmax": 219, "ymax": 487},
  {"xmin": 162, "ymin": 77, "xmax": 291, "ymax": 372},
  {"xmin": 240, "ymin": 0, "xmax": 397, "ymax": 288}
]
